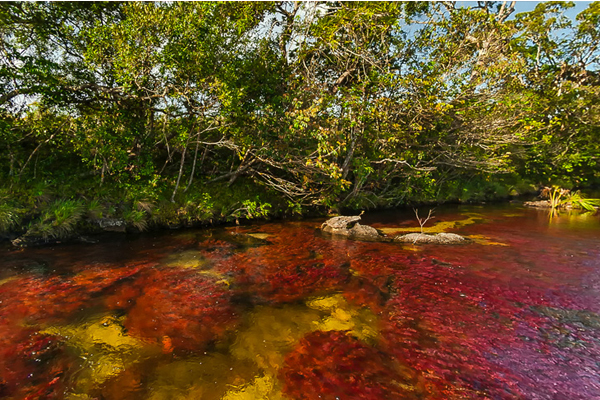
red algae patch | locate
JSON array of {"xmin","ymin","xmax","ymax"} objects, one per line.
[
  {"xmin": 280, "ymin": 330, "xmax": 419, "ymax": 400},
  {"xmin": 0, "ymin": 327, "xmax": 72, "ymax": 399},
  {"xmin": 1, "ymin": 205, "xmax": 600, "ymax": 398},
  {"xmin": 217, "ymin": 228, "xmax": 353, "ymax": 303},
  {"xmin": 0, "ymin": 263, "xmax": 145, "ymax": 325},
  {"xmin": 121, "ymin": 267, "xmax": 239, "ymax": 352}
]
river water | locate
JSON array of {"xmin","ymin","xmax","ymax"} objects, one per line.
[{"xmin": 1, "ymin": 203, "xmax": 599, "ymax": 399}]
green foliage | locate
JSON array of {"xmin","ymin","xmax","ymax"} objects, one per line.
[
  {"xmin": 241, "ymin": 199, "xmax": 272, "ymax": 219},
  {"xmin": 565, "ymin": 192, "xmax": 600, "ymax": 212},
  {"xmin": 229, "ymin": 197, "xmax": 272, "ymax": 221},
  {"xmin": 541, "ymin": 186, "xmax": 600, "ymax": 212},
  {"xmin": 286, "ymin": 201, "xmax": 304, "ymax": 216},
  {"xmin": 28, "ymin": 199, "xmax": 85, "ymax": 239},
  {"xmin": 153, "ymin": 192, "xmax": 214, "ymax": 226},
  {"xmin": 123, "ymin": 209, "xmax": 148, "ymax": 232},
  {"xmin": 1, "ymin": 0, "xmax": 599, "ymax": 232},
  {"xmin": 0, "ymin": 202, "xmax": 19, "ymax": 233},
  {"xmin": 86, "ymin": 199, "xmax": 104, "ymax": 219}
]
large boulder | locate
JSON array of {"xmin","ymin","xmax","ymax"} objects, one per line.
[
  {"xmin": 321, "ymin": 216, "xmax": 382, "ymax": 241},
  {"xmin": 321, "ymin": 216, "xmax": 361, "ymax": 235},
  {"xmin": 348, "ymin": 223, "xmax": 381, "ymax": 240},
  {"xmin": 394, "ymin": 232, "xmax": 467, "ymax": 245}
]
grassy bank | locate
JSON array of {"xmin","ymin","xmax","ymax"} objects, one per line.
[{"xmin": 1, "ymin": 174, "xmax": 544, "ymax": 247}]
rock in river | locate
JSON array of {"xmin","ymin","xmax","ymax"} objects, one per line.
[
  {"xmin": 321, "ymin": 216, "xmax": 382, "ymax": 241},
  {"xmin": 394, "ymin": 232, "xmax": 467, "ymax": 245}
]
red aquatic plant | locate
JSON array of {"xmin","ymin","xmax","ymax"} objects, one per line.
[
  {"xmin": 104, "ymin": 281, "xmax": 143, "ymax": 310},
  {"xmin": 0, "ymin": 263, "xmax": 145, "ymax": 325},
  {"xmin": 198, "ymin": 238, "xmax": 237, "ymax": 254},
  {"xmin": 2, "ymin": 211, "xmax": 600, "ymax": 399},
  {"xmin": 99, "ymin": 365, "xmax": 146, "ymax": 400},
  {"xmin": 0, "ymin": 326, "xmax": 71, "ymax": 399},
  {"xmin": 491, "ymin": 313, "xmax": 600, "ymax": 400},
  {"xmin": 193, "ymin": 238, "xmax": 239, "ymax": 268},
  {"xmin": 215, "ymin": 228, "xmax": 353, "ymax": 303},
  {"xmin": 340, "ymin": 250, "xmax": 414, "ymax": 314},
  {"xmin": 0, "ymin": 262, "xmax": 156, "ymax": 399},
  {"xmin": 379, "ymin": 255, "xmax": 561, "ymax": 399},
  {"xmin": 341, "ymin": 279, "xmax": 389, "ymax": 315},
  {"xmin": 281, "ymin": 330, "xmax": 420, "ymax": 400},
  {"xmin": 122, "ymin": 267, "xmax": 239, "ymax": 352}
]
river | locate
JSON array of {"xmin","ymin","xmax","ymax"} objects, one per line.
[{"xmin": 1, "ymin": 203, "xmax": 599, "ymax": 399}]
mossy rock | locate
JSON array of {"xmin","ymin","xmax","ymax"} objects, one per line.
[{"xmin": 321, "ymin": 216, "xmax": 383, "ymax": 241}]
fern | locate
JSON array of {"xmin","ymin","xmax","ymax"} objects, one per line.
[
  {"xmin": 28, "ymin": 199, "xmax": 85, "ymax": 239},
  {"xmin": 124, "ymin": 209, "xmax": 149, "ymax": 231},
  {"xmin": 86, "ymin": 199, "xmax": 104, "ymax": 219}
]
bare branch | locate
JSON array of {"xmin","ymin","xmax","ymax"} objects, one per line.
[{"xmin": 414, "ymin": 208, "xmax": 435, "ymax": 234}]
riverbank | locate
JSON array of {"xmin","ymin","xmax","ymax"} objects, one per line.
[{"xmin": 1, "ymin": 177, "xmax": 543, "ymax": 248}]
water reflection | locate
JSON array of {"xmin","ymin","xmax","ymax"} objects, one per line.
[{"xmin": 1, "ymin": 204, "xmax": 599, "ymax": 399}]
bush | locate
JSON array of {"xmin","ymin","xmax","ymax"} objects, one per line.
[
  {"xmin": 28, "ymin": 199, "xmax": 85, "ymax": 239},
  {"xmin": 0, "ymin": 202, "xmax": 19, "ymax": 233},
  {"xmin": 123, "ymin": 209, "xmax": 149, "ymax": 232}
]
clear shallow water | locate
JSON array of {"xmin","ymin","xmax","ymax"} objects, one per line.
[{"xmin": 1, "ymin": 204, "xmax": 599, "ymax": 399}]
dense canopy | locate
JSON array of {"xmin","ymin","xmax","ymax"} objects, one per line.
[{"xmin": 1, "ymin": 1, "xmax": 599, "ymax": 234}]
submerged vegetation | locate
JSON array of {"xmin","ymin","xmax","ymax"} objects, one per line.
[
  {"xmin": 1, "ymin": 2, "xmax": 599, "ymax": 240},
  {"xmin": 2, "ymin": 209, "xmax": 600, "ymax": 398}
]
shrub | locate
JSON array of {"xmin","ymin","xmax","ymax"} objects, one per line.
[
  {"xmin": 0, "ymin": 202, "xmax": 19, "ymax": 233},
  {"xmin": 541, "ymin": 186, "xmax": 600, "ymax": 212},
  {"xmin": 29, "ymin": 199, "xmax": 85, "ymax": 239},
  {"xmin": 123, "ymin": 209, "xmax": 149, "ymax": 232}
]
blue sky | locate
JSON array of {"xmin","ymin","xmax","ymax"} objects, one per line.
[
  {"xmin": 458, "ymin": 1, "xmax": 593, "ymax": 20},
  {"xmin": 512, "ymin": 1, "xmax": 592, "ymax": 19}
]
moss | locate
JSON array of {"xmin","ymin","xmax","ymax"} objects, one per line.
[
  {"xmin": 306, "ymin": 294, "xmax": 379, "ymax": 343},
  {"xmin": 146, "ymin": 353, "xmax": 258, "ymax": 400},
  {"xmin": 465, "ymin": 234, "xmax": 509, "ymax": 246},
  {"xmin": 161, "ymin": 249, "xmax": 209, "ymax": 269},
  {"xmin": 245, "ymin": 233, "xmax": 272, "ymax": 240},
  {"xmin": 378, "ymin": 213, "xmax": 485, "ymax": 236},
  {"xmin": 230, "ymin": 304, "xmax": 323, "ymax": 373},
  {"xmin": 222, "ymin": 375, "xmax": 286, "ymax": 400}
]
